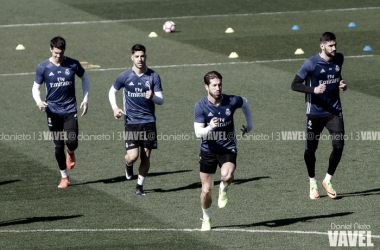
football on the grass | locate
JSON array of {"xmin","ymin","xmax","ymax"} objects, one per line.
[{"xmin": 163, "ymin": 21, "xmax": 175, "ymax": 33}]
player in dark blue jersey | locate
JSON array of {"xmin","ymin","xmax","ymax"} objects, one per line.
[
  {"xmin": 194, "ymin": 71, "xmax": 252, "ymax": 231},
  {"xmin": 291, "ymin": 32, "xmax": 347, "ymax": 200},
  {"xmin": 109, "ymin": 44, "xmax": 164, "ymax": 196},
  {"xmin": 32, "ymin": 36, "xmax": 90, "ymax": 188}
]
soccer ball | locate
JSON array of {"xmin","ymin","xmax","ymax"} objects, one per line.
[{"xmin": 163, "ymin": 21, "xmax": 175, "ymax": 33}]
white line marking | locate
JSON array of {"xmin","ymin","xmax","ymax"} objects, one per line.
[
  {"xmin": 1, "ymin": 7, "xmax": 379, "ymax": 28},
  {"xmin": 0, "ymin": 55, "xmax": 375, "ymax": 77},
  {"xmin": 0, "ymin": 228, "xmax": 379, "ymax": 238}
]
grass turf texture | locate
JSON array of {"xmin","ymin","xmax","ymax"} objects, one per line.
[{"xmin": 1, "ymin": 0, "xmax": 380, "ymax": 249}]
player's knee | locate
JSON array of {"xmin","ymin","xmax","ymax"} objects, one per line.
[
  {"xmin": 140, "ymin": 151, "xmax": 151, "ymax": 161},
  {"xmin": 201, "ymin": 186, "xmax": 213, "ymax": 197},
  {"xmin": 332, "ymin": 138, "xmax": 344, "ymax": 150},
  {"xmin": 305, "ymin": 148, "xmax": 316, "ymax": 155},
  {"xmin": 66, "ymin": 140, "xmax": 78, "ymax": 152},
  {"xmin": 125, "ymin": 153, "xmax": 138, "ymax": 163},
  {"xmin": 221, "ymin": 173, "xmax": 234, "ymax": 182},
  {"xmin": 332, "ymin": 144, "xmax": 344, "ymax": 153}
]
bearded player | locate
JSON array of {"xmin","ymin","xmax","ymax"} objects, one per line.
[
  {"xmin": 291, "ymin": 32, "xmax": 347, "ymax": 200},
  {"xmin": 194, "ymin": 71, "xmax": 253, "ymax": 231}
]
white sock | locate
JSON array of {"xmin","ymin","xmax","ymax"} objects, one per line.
[
  {"xmin": 309, "ymin": 177, "xmax": 317, "ymax": 183},
  {"xmin": 126, "ymin": 162, "xmax": 133, "ymax": 167},
  {"xmin": 220, "ymin": 181, "xmax": 228, "ymax": 191},
  {"xmin": 60, "ymin": 169, "xmax": 68, "ymax": 178},
  {"xmin": 202, "ymin": 207, "xmax": 211, "ymax": 220},
  {"xmin": 67, "ymin": 148, "xmax": 74, "ymax": 154},
  {"xmin": 137, "ymin": 175, "xmax": 146, "ymax": 186},
  {"xmin": 325, "ymin": 174, "xmax": 332, "ymax": 180}
]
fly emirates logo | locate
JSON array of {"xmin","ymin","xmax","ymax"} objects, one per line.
[
  {"xmin": 207, "ymin": 118, "xmax": 232, "ymax": 128},
  {"xmin": 128, "ymin": 88, "xmax": 146, "ymax": 97},
  {"xmin": 49, "ymin": 77, "xmax": 72, "ymax": 88},
  {"xmin": 319, "ymin": 74, "xmax": 340, "ymax": 85}
]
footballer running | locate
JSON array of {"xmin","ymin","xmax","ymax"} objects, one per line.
[
  {"xmin": 32, "ymin": 36, "xmax": 90, "ymax": 188},
  {"xmin": 109, "ymin": 44, "xmax": 164, "ymax": 196},
  {"xmin": 194, "ymin": 71, "xmax": 253, "ymax": 231},
  {"xmin": 291, "ymin": 32, "xmax": 347, "ymax": 200}
]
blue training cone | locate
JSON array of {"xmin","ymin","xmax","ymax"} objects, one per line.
[
  {"xmin": 292, "ymin": 25, "xmax": 300, "ymax": 30},
  {"xmin": 348, "ymin": 22, "xmax": 357, "ymax": 28},
  {"xmin": 363, "ymin": 45, "xmax": 373, "ymax": 51}
]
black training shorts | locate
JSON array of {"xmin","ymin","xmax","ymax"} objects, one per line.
[
  {"xmin": 124, "ymin": 122, "xmax": 157, "ymax": 150},
  {"xmin": 199, "ymin": 149, "xmax": 237, "ymax": 174},
  {"xmin": 46, "ymin": 112, "xmax": 78, "ymax": 146},
  {"xmin": 305, "ymin": 112, "xmax": 345, "ymax": 150}
]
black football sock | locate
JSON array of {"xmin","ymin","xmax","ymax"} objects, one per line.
[
  {"xmin": 327, "ymin": 146, "xmax": 343, "ymax": 176},
  {"xmin": 304, "ymin": 149, "xmax": 316, "ymax": 178}
]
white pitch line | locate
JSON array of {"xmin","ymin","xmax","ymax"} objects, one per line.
[
  {"xmin": 0, "ymin": 228, "xmax": 379, "ymax": 238},
  {"xmin": 0, "ymin": 55, "xmax": 375, "ymax": 77},
  {"xmin": 1, "ymin": 7, "xmax": 380, "ymax": 28}
]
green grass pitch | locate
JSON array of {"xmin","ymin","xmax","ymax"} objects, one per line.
[{"xmin": 1, "ymin": 0, "xmax": 380, "ymax": 249}]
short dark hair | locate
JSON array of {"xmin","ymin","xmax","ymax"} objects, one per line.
[
  {"xmin": 50, "ymin": 36, "xmax": 66, "ymax": 50},
  {"xmin": 320, "ymin": 32, "xmax": 336, "ymax": 43},
  {"xmin": 131, "ymin": 44, "xmax": 146, "ymax": 54},
  {"xmin": 204, "ymin": 71, "xmax": 222, "ymax": 86}
]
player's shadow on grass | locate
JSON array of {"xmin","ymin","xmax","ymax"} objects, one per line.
[
  {"xmin": 0, "ymin": 215, "xmax": 83, "ymax": 227},
  {"xmin": 147, "ymin": 176, "xmax": 270, "ymax": 193},
  {"xmin": 337, "ymin": 188, "xmax": 380, "ymax": 198},
  {"xmin": 71, "ymin": 170, "xmax": 192, "ymax": 186},
  {"xmin": 213, "ymin": 212, "xmax": 353, "ymax": 229},
  {"xmin": 148, "ymin": 170, "xmax": 192, "ymax": 177},
  {"xmin": 0, "ymin": 180, "xmax": 20, "ymax": 186}
]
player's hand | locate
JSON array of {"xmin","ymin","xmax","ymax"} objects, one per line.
[
  {"xmin": 37, "ymin": 101, "xmax": 48, "ymax": 111},
  {"xmin": 113, "ymin": 108, "xmax": 125, "ymax": 119},
  {"xmin": 241, "ymin": 125, "xmax": 248, "ymax": 136},
  {"xmin": 210, "ymin": 117, "xmax": 219, "ymax": 128},
  {"xmin": 314, "ymin": 83, "xmax": 326, "ymax": 94},
  {"xmin": 80, "ymin": 102, "xmax": 88, "ymax": 116},
  {"xmin": 146, "ymin": 86, "xmax": 153, "ymax": 100},
  {"xmin": 339, "ymin": 80, "xmax": 347, "ymax": 91}
]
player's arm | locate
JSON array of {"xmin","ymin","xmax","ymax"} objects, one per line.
[
  {"xmin": 338, "ymin": 74, "xmax": 347, "ymax": 91},
  {"xmin": 291, "ymin": 59, "xmax": 326, "ymax": 94},
  {"xmin": 194, "ymin": 118, "xmax": 218, "ymax": 139},
  {"xmin": 194, "ymin": 101, "xmax": 218, "ymax": 139},
  {"xmin": 146, "ymin": 87, "xmax": 164, "ymax": 105},
  {"xmin": 33, "ymin": 65, "xmax": 48, "ymax": 111},
  {"xmin": 32, "ymin": 81, "xmax": 48, "ymax": 111},
  {"xmin": 79, "ymin": 72, "xmax": 90, "ymax": 116},
  {"xmin": 147, "ymin": 73, "xmax": 164, "ymax": 104},
  {"xmin": 240, "ymin": 97, "xmax": 253, "ymax": 136},
  {"xmin": 291, "ymin": 75, "xmax": 326, "ymax": 94},
  {"xmin": 152, "ymin": 91, "xmax": 164, "ymax": 105},
  {"xmin": 291, "ymin": 75, "xmax": 314, "ymax": 93},
  {"xmin": 109, "ymin": 86, "xmax": 124, "ymax": 119}
]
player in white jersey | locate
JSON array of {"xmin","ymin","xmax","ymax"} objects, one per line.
[{"xmin": 194, "ymin": 71, "xmax": 252, "ymax": 231}]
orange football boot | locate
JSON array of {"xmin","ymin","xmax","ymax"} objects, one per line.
[
  {"xmin": 322, "ymin": 179, "xmax": 337, "ymax": 199},
  {"xmin": 58, "ymin": 177, "xmax": 70, "ymax": 188}
]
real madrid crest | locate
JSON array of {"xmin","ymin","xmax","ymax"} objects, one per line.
[
  {"xmin": 65, "ymin": 69, "xmax": 70, "ymax": 75},
  {"xmin": 145, "ymin": 81, "xmax": 150, "ymax": 88},
  {"xmin": 335, "ymin": 65, "xmax": 340, "ymax": 72},
  {"xmin": 226, "ymin": 108, "xmax": 231, "ymax": 116}
]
